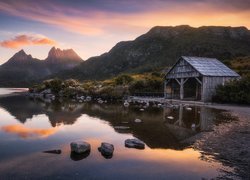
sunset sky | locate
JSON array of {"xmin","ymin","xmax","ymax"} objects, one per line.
[{"xmin": 0, "ymin": 0, "xmax": 249, "ymax": 64}]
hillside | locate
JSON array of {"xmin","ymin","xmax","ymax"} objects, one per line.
[
  {"xmin": 1, "ymin": 25, "xmax": 250, "ymax": 87},
  {"xmin": 56, "ymin": 25, "xmax": 250, "ymax": 80}
]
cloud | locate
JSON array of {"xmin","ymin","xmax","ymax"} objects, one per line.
[
  {"xmin": 1, "ymin": 124, "xmax": 58, "ymax": 139},
  {"xmin": 0, "ymin": 34, "xmax": 56, "ymax": 48},
  {"xmin": 0, "ymin": 1, "xmax": 249, "ymax": 42},
  {"xmin": 0, "ymin": 0, "xmax": 249, "ymax": 38}
]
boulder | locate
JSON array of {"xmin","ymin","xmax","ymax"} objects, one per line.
[
  {"xmin": 98, "ymin": 142, "xmax": 114, "ymax": 158},
  {"xmin": 70, "ymin": 141, "xmax": 91, "ymax": 154},
  {"xmin": 134, "ymin": 119, "xmax": 142, "ymax": 123},
  {"xmin": 125, "ymin": 139, "xmax": 145, "ymax": 149}
]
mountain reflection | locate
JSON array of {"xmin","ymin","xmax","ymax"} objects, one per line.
[
  {"xmin": 0, "ymin": 96, "xmax": 82, "ymax": 126},
  {"xmin": 0, "ymin": 95, "xmax": 233, "ymax": 149}
]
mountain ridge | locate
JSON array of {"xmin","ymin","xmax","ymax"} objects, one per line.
[
  {"xmin": 55, "ymin": 25, "xmax": 250, "ymax": 80},
  {"xmin": 1, "ymin": 25, "xmax": 250, "ymax": 87},
  {"xmin": 0, "ymin": 47, "xmax": 82, "ymax": 87}
]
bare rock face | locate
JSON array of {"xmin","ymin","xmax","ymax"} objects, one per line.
[
  {"xmin": 46, "ymin": 47, "xmax": 82, "ymax": 64},
  {"xmin": 70, "ymin": 141, "xmax": 91, "ymax": 154},
  {"xmin": 6, "ymin": 49, "xmax": 34, "ymax": 64}
]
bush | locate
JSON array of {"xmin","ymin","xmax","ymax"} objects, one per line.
[
  {"xmin": 213, "ymin": 76, "xmax": 250, "ymax": 104},
  {"xmin": 64, "ymin": 79, "xmax": 80, "ymax": 88},
  {"xmin": 43, "ymin": 78, "xmax": 63, "ymax": 93},
  {"xmin": 114, "ymin": 74, "xmax": 134, "ymax": 85}
]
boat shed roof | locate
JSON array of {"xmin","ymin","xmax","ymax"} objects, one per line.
[{"xmin": 181, "ymin": 56, "xmax": 239, "ymax": 77}]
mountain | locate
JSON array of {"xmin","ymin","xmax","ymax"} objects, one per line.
[
  {"xmin": 45, "ymin": 47, "xmax": 82, "ymax": 73},
  {"xmin": 1, "ymin": 25, "xmax": 250, "ymax": 87},
  {"xmin": 57, "ymin": 25, "xmax": 250, "ymax": 80},
  {"xmin": 0, "ymin": 47, "xmax": 82, "ymax": 87}
]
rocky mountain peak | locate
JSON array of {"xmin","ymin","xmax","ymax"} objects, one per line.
[
  {"xmin": 9, "ymin": 49, "xmax": 33, "ymax": 62},
  {"xmin": 46, "ymin": 47, "xmax": 82, "ymax": 63}
]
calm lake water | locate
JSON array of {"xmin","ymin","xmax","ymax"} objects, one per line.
[{"xmin": 0, "ymin": 88, "xmax": 235, "ymax": 179}]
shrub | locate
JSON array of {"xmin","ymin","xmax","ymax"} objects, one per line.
[
  {"xmin": 64, "ymin": 79, "xmax": 80, "ymax": 88},
  {"xmin": 213, "ymin": 76, "xmax": 250, "ymax": 104},
  {"xmin": 43, "ymin": 78, "xmax": 63, "ymax": 93},
  {"xmin": 114, "ymin": 74, "xmax": 134, "ymax": 85}
]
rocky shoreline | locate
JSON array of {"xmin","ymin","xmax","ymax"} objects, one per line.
[{"xmin": 188, "ymin": 105, "xmax": 250, "ymax": 179}]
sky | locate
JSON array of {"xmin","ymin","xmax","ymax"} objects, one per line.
[{"xmin": 0, "ymin": 0, "xmax": 250, "ymax": 64}]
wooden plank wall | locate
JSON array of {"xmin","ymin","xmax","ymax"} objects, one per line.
[
  {"xmin": 202, "ymin": 76, "xmax": 235, "ymax": 101},
  {"xmin": 166, "ymin": 59, "xmax": 200, "ymax": 79}
]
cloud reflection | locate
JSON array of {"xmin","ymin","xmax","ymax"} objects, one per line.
[{"xmin": 1, "ymin": 124, "xmax": 58, "ymax": 139}]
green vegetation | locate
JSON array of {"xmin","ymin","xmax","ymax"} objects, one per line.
[
  {"xmin": 228, "ymin": 56, "xmax": 250, "ymax": 77},
  {"xmin": 30, "ymin": 72, "xmax": 164, "ymax": 99},
  {"xmin": 213, "ymin": 76, "xmax": 250, "ymax": 104}
]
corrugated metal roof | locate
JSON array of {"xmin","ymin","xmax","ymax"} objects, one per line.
[{"xmin": 182, "ymin": 56, "xmax": 240, "ymax": 77}]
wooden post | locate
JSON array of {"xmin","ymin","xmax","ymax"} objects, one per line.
[
  {"xmin": 180, "ymin": 78, "xmax": 184, "ymax": 100},
  {"xmin": 195, "ymin": 82, "xmax": 199, "ymax": 99},
  {"xmin": 164, "ymin": 80, "xmax": 166, "ymax": 99},
  {"xmin": 179, "ymin": 104, "xmax": 183, "ymax": 126}
]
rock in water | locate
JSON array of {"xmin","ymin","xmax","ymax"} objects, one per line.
[
  {"xmin": 125, "ymin": 139, "xmax": 145, "ymax": 149},
  {"xmin": 134, "ymin": 119, "xmax": 142, "ymax": 123},
  {"xmin": 98, "ymin": 142, "xmax": 114, "ymax": 158},
  {"xmin": 43, "ymin": 149, "xmax": 61, "ymax": 154},
  {"xmin": 114, "ymin": 126, "xmax": 130, "ymax": 130},
  {"xmin": 70, "ymin": 141, "xmax": 91, "ymax": 154},
  {"xmin": 167, "ymin": 116, "xmax": 174, "ymax": 120}
]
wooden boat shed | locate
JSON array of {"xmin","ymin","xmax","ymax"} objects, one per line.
[{"xmin": 164, "ymin": 56, "xmax": 240, "ymax": 102}]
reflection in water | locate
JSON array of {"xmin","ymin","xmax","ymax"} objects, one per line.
[
  {"xmin": 2, "ymin": 124, "xmax": 58, "ymax": 139},
  {"xmin": 163, "ymin": 104, "xmax": 215, "ymax": 142},
  {"xmin": 0, "ymin": 95, "xmax": 233, "ymax": 149},
  {"xmin": 0, "ymin": 93, "xmax": 237, "ymax": 179},
  {"xmin": 70, "ymin": 151, "xmax": 91, "ymax": 161}
]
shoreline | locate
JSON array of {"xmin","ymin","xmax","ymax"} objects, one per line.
[{"xmin": 192, "ymin": 104, "xmax": 250, "ymax": 179}]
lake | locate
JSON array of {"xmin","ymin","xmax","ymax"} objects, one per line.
[{"xmin": 0, "ymin": 88, "xmax": 235, "ymax": 179}]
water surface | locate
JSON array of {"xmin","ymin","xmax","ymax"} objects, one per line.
[{"xmin": 0, "ymin": 88, "xmax": 235, "ymax": 179}]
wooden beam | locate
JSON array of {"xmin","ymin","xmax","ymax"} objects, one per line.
[
  {"xmin": 175, "ymin": 78, "xmax": 181, "ymax": 85},
  {"xmin": 164, "ymin": 81, "xmax": 167, "ymax": 98},
  {"xmin": 195, "ymin": 77, "xmax": 202, "ymax": 84},
  {"xmin": 183, "ymin": 78, "xmax": 189, "ymax": 84}
]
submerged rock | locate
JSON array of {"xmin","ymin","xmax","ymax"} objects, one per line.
[
  {"xmin": 70, "ymin": 141, "xmax": 91, "ymax": 154},
  {"xmin": 98, "ymin": 142, "xmax": 114, "ymax": 158},
  {"xmin": 124, "ymin": 101, "xmax": 129, "ymax": 107},
  {"xmin": 43, "ymin": 149, "xmax": 61, "ymax": 154},
  {"xmin": 167, "ymin": 116, "xmax": 174, "ymax": 120},
  {"xmin": 125, "ymin": 139, "xmax": 145, "ymax": 149},
  {"xmin": 134, "ymin": 119, "xmax": 142, "ymax": 123},
  {"xmin": 114, "ymin": 126, "xmax": 130, "ymax": 130},
  {"xmin": 121, "ymin": 121, "xmax": 129, "ymax": 124}
]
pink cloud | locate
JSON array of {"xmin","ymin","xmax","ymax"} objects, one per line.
[{"xmin": 0, "ymin": 34, "xmax": 56, "ymax": 48}]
